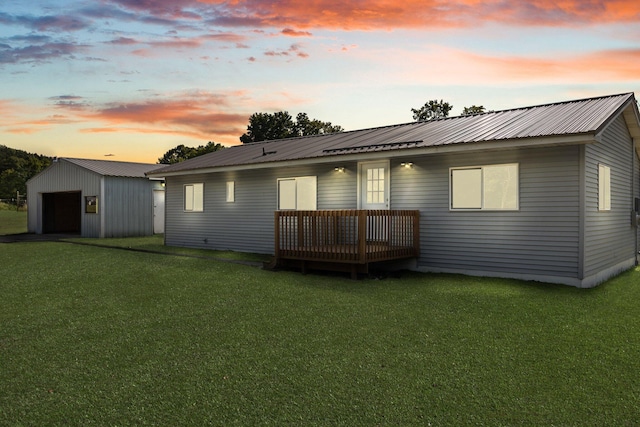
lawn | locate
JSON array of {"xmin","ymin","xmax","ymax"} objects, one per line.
[
  {"xmin": 0, "ymin": 203, "xmax": 27, "ymax": 235},
  {"xmin": 1, "ymin": 239, "xmax": 639, "ymax": 425}
]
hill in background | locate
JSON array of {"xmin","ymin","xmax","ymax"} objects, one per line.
[{"xmin": 0, "ymin": 145, "xmax": 52, "ymax": 200}]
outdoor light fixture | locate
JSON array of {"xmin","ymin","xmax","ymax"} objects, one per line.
[
  {"xmin": 401, "ymin": 162, "xmax": 414, "ymax": 169},
  {"xmin": 334, "ymin": 166, "xmax": 345, "ymax": 172}
]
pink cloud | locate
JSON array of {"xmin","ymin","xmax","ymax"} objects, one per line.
[
  {"xmin": 82, "ymin": 91, "xmax": 249, "ymax": 141},
  {"xmin": 264, "ymin": 43, "xmax": 309, "ymax": 59},
  {"xmin": 281, "ymin": 28, "xmax": 312, "ymax": 37},
  {"xmin": 469, "ymin": 48, "xmax": 640, "ymax": 81},
  {"xmin": 195, "ymin": 0, "xmax": 640, "ymax": 30},
  {"xmin": 105, "ymin": 37, "xmax": 139, "ymax": 45},
  {"xmin": 201, "ymin": 32, "xmax": 249, "ymax": 43}
]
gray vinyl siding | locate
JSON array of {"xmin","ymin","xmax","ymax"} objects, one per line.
[
  {"xmin": 27, "ymin": 160, "xmax": 102, "ymax": 237},
  {"xmin": 583, "ymin": 115, "xmax": 636, "ymax": 278},
  {"xmin": 166, "ymin": 146, "xmax": 583, "ymax": 281},
  {"xmin": 164, "ymin": 163, "xmax": 356, "ymax": 253},
  {"xmin": 636, "ymin": 146, "xmax": 640, "ymax": 256},
  {"xmin": 392, "ymin": 146, "xmax": 581, "ymax": 279},
  {"xmin": 103, "ymin": 177, "xmax": 158, "ymax": 238}
]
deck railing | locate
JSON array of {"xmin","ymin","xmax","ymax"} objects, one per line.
[{"xmin": 274, "ymin": 210, "xmax": 420, "ymax": 264}]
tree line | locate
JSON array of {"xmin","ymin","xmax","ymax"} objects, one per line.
[
  {"xmin": 0, "ymin": 99, "xmax": 487, "ymax": 196},
  {"xmin": 158, "ymin": 100, "xmax": 485, "ymax": 163},
  {"xmin": 0, "ymin": 145, "xmax": 51, "ymax": 200}
]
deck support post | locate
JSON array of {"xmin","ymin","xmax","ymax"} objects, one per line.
[
  {"xmin": 274, "ymin": 211, "xmax": 280, "ymax": 259},
  {"xmin": 357, "ymin": 210, "xmax": 367, "ymax": 264}
]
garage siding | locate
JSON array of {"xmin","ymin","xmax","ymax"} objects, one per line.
[
  {"xmin": 27, "ymin": 160, "xmax": 102, "ymax": 237},
  {"xmin": 103, "ymin": 177, "xmax": 159, "ymax": 237}
]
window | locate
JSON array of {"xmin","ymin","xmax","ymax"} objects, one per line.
[
  {"xmin": 277, "ymin": 176, "xmax": 317, "ymax": 210},
  {"xmin": 598, "ymin": 164, "xmax": 611, "ymax": 211},
  {"xmin": 85, "ymin": 196, "xmax": 98, "ymax": 213},
  {"xmin": 184, "ymin": 183, "xmax": 204, "ymax": 212},
  {"xmin": 450, "ymin": 164, "xmax": 519, "ymax": 210},
  {"xmin": 366, "ymin": 167, "xmax": 385, "ymax": 204},
  {"xmin": 226, "ymin": 181, "xmax": 235, "ymax": 203}
]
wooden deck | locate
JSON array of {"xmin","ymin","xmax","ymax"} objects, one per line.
[{"xmin": 273, "ymin": 210, "xmax": 419, "ymax": 277}]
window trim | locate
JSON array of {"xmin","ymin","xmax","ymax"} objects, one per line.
[
  {"xmin": 277, "ymin": 176, "xmax": 317, "ymax": 211},
  {"xmin": 85, "ymin": 196, "xmax": 98, "ymax": 214},
  {"xmin": 598, "ymin": 164, "xmax": 611, "ymax": 211},
  {"xmin": 226, "ymin": 181, "xmax": 235, "ymax": 203},
  {"xmin": 184, "ymin": 183, "xmax": 204, "ymax": 212},
  {"xmin": 449, "ymin": 163, "xmax": 520, "ymax": 211}
]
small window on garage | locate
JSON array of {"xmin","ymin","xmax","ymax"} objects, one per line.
[
  {"xmin": 85, "ymin": 196, "xmax": 98, "ymax": 213},
  {"xmin": 184, "ymin": 183, "xmax": 204, "ymax": 212},
  {"xmin": 277, "ymin": 176, "xmax": 317, "ymax": 210}
]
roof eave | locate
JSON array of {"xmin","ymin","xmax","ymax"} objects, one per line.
[{"xmin": 147, "ymin": 133, "xmax": 597, "ymax": 178}]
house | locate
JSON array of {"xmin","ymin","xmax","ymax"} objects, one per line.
[
  {"xmin": 27, "ymin": 158, "xmax": 165, "ymax": 238},
  {"xmin": 148, "ymin": 93, "xmax": 640, "ymax": 287}
]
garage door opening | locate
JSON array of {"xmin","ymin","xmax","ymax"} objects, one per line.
[{"xmin": 42, "ymin": 191, "xmax": 81, "ymax": 234}]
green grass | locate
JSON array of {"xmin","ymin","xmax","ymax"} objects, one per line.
[
  {"xmin": 1, "ymin": 241, "xmax": 639, "ymax": 425},
  {"xmin": 65, "ymin": 235, "xmax": 271, "ymax": 263},
  {"xmin": 0, "ymin": 205, "xmax": 27, "ymax": 235}
]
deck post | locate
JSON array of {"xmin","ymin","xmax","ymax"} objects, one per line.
[
  {"xmin": 413, "ymin": 211, "xmax": 420, "ymax": 257},
  {"xmin": 274, "ymin": 211, "xmax": 280, "ymax": 259},
  {"xmin": 297, "ymin": 210, "xmax": 304, "ymax": 250},
  {"xmin": 358, "ymin": 210, "xmax": 367, "ymax": 264}
]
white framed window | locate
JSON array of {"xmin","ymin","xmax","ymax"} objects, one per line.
[
  {"xmin": 226, "ymin": 181, "xmax": 235, "ymax": 203},
  {"xmin": 366, "ymin": 167, "xmax": 385, "ymax": 204},
  {"xmin": 184, "ymin": 183, "xmax": 204, "ymax": 212},
  {"xmin": 450, "ymin": 164, "xmax": 519, "ymax": 210},
  {"xmin": 277, "ymin": 176, "xmax": 317, "ymax": 210},
  {"xmin": 598, "ymin": 164, "xmax": 611, "ymax": 211}
]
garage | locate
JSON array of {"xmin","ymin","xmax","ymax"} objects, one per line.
[
  {"xmin": 27, "ymin": 158, "xmax": 165, "ymax": 238},
  {"xmin": 42, "ymin": 191, "xmax": 82, "ymax": 234}
]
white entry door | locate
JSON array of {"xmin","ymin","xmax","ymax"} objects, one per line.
[
  {"xmin": 153, "ymin": 189, "xmax": 165, "ymax": 234},
  {"xmin": 359, "ymin": 161, "xmax": 390, "ymax": 210}
]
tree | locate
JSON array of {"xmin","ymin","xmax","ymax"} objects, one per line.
[
  {"xmin": 411, "ymin": 100, "xmax": 453, "ymax": 122},
  {"xmin": 461, "ymin": 105, "xmax": 486, "ymax": 116},
  {"xmin": 0, "ymin": 145, "xmax": 51, "ymax": 199},
  {"xmin": 240, "ymin": 111, "xmax": 343, "ymax": 143},
  {"xmin": 293, "ymin": 112, "xmax": 343, "ymax": 137},
  {"xmin": 157, "ymin": 141, "xmax": 225, "ymax": 164},
  {"xmin": 240, "ymin": 112, "xmax": 295, "ymax": 143}
]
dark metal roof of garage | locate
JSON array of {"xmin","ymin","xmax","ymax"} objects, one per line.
[
  {"xmin": 61, "ymin": 158, "xmax": 164, "ymax": 178},
  {"xmin": 149, "ymin": 92, "xmax": 639, "ymax": 177}
]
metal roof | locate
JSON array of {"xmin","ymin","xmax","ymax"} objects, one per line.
[
  {"xmin": 150, "ymin": 92, "xmax": 638, "ymax": 176},
  {"xmin": 62, "ymin": 158, "xmax": 164, "ymax": 178}
]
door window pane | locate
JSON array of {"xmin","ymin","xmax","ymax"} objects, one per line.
[{"xmin": 367, "ymin": 167, "xmax": 385, "ymax": 204}]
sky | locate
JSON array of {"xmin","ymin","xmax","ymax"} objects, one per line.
[{"xmin": 1, "ymin": 0, "xmax": 639, "ymax": 164}]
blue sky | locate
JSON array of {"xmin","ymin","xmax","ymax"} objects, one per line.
[{"xmin": 1, "ymin": 0, "xmax": 639, "ymax": 162}]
